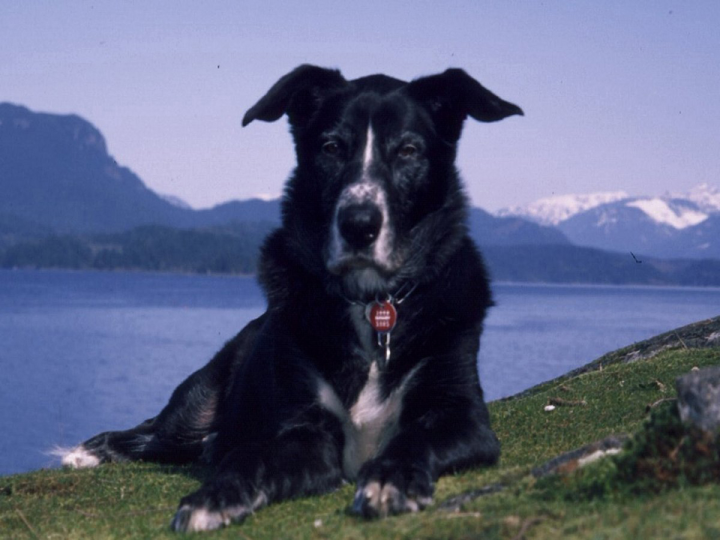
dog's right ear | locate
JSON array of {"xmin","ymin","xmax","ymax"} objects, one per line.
[
  {"xmin": 406, "ymin": 69, "xmax": 523, "ymax": 143},
  {"xmin": 242, "ymin": 65, "xmax": 347, "ymax": 128}
]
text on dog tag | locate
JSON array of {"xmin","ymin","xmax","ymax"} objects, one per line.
[{"xmin": 366, "ymin": 301, "xmax": 397, "ymax": 333}]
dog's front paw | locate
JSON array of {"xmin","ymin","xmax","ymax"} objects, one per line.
[
  {"xmin": 170, "ymin": 480, "xmax": 267, "ymax": 533},
  {"xmin": 352, "ymin": 460, "xmax": 434, "ymax": 518}
]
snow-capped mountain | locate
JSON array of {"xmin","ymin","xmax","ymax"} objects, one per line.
[
  {"xmin": 556, "ymin": 203, "xmax": 679, "ymax": 254},
  {"xmin": 674, "ymin": 183, "xmax": 720, "ymax": 214},
  {"xmin": 496, "ymin": 191, "xmax": 629, "ymax": 226},
  {"xmin": 624, "ymin": 198, "xmax": 707, "ymax": 230},
  {"xmin": 497, "ymin": 184, "xmax": 720, "ymax": 259}
]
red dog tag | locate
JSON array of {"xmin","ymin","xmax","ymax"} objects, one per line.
[{"xmin": 367, "ymin": 301, "xmax": 397, "ymax": 333}]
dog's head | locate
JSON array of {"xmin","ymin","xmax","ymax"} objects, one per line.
[{"xmin": 243, "ymin": 65, "xmax": 522, "ymax": 299}]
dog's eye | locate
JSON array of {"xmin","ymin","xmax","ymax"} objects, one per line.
[
  {"xmin": 322, "ymin": 141, "xmax": 340, "ymax": 156},
  {"xmin": 398, "ymin": 144, "xmax": 418, "ymax": 159}
]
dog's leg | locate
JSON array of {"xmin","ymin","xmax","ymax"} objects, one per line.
[
  {"xmin": 61, "ymin": 315, "xmax": 266, "ymax": 468},
  {"xmin": 170, "ymin": 419, "xmax": 343, "ymax": 532},
  {"xmin": 60, "ymin": 415, "xmax": 161, "ymax": 468},
  {"xmin": 352, "ymin": 405, "xmax": 499, "ymax": 518}
]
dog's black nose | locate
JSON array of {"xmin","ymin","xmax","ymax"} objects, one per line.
[{"xmin": 337, "ymin": 203, "xmax": 383, "ymax": 250}]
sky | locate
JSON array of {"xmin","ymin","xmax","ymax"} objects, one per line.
[{"xmin": 2, "ymin": 1, "xmax": 719, "ymax": 212}]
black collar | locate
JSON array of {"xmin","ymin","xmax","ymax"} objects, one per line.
[{"xmin": 341, "ymin": 280, "xmax": 418, "ymax": 308}]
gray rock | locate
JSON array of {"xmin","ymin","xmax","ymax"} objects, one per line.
[
  {"xmin": 531, "ymin": 435, "xmax": 628, "ymax": 478},
  {"xmin": 437, "ymin": 483, "xmax": 505, "ymax": 512},
  {"xmin": 676, "ymin": 366, "xmax": 720, "ymax": 434}
]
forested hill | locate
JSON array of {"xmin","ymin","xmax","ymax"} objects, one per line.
[{"xmin": 3, "ymin": 225, "xmax": 720, "ymax": 286}]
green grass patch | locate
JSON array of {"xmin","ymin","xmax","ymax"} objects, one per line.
[
  {"xmin": 535, "ymin": 401, "xmax": 720, "ymax": 504},
  {"xmin": 2, "ymin": 348, "xmax": 719, "ymax": 539}
]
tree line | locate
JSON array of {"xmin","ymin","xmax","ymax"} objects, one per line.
[{"xmin": 0, "ymin": 223, "xmax": 275, "ymax": 275}]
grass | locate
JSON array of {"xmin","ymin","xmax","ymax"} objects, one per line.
[{"xmin": 2, "ymin": 347, "xmax": 720, "ymax": 539}]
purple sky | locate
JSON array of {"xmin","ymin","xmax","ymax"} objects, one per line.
[{"xmin": 2, "ymin": 1, "xmax": 719, "ymax": 211}]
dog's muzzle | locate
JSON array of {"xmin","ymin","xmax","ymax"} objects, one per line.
[
  {"xmin": 337, "ymin": 202, "xmax": 383, "ymax": 251},
  {"xmin": 326, "ymin": 180, "xmax": 396, "ymax": 280}
]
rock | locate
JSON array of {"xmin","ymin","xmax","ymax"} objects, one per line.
[
  {"xmin": 437, "ymin": 483, "xmax": 505, "ymax": 512},
  {"xmin": 676, "ymin": 366, "xmax": 720, "ymax": 434},
  {"xmin": 531, "ymin": 435, "xmax": 629, "ymax": 478}
]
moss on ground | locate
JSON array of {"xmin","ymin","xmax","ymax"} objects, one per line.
[
  {"xmin": 2, "ymin": 346, "xmax": 720, "ymax": 539},
  {"xmin": 536, "ymin": 400, "xmax": 720, "ymax": 504}
]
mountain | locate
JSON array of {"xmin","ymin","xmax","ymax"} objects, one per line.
[
  {"xmin": 0, "ymin": 103, "xmax": 280, "ymax": 233},
  {"xmin": 1, "ymin": 103, "xmax": 179, "ymax": 233},
  {"xmin": 469, "ymin": 208, "xmax": 569, "ymax": 247},
  {"xmin": 160, "ymin": 194, "xmax": 192, "ymax": 210},
  {"xmin": 556, "ymin": 201, "xmax": 680, "ymax": 254},
  {"xmin": 654, "ymin": 214, "xmax": 720, "ymax": 260},
  {"xmin": 499, "ymin": 184, "xmax": 720, "ymax": 259},
  {"xmin": 680, "ymin": 183, "xmax": 720, "ymax": 214},
  {"xmin": 496, "ymin": 191, "xmax": 629, "ymax": 226},
  {"xmin": 481, "ymin": 244, "xmax": 720, "ymax": 287},
  {"xmin": 0, "ymin": 213, "xmax": 54, "ymax": 250},
  {"xmin": 191, "ymin": 199, "xmax": 281, "ymax": 226}
]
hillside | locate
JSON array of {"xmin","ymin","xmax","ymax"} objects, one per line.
[
  {"xmin": 1, "ymin": 317, "xmax": 719, "ymax": 538},
  {"xmin": 0, "ymin": 103, "xmax": 280, "ymax": 234},
  {"xmin": 4, "ymin": 227, "xmax": 720, "ymax": 286},
  {"xmin": 482, "ymin": 244, "xmax": 720, "ymax": 286},
  {"xmin": 0, "ymin": 223, "xmax": 276, "ymax": 275},
  {"xmin": 469, "ymin": 208, "xmax": 569, "ymax": 246},
  {"xmin": 0, "ymin": 103, "xmax": 183, "ymax": 233},
  {"xmin": 4, "ymin": 228, "xmax": 720, "ymax": 286}
]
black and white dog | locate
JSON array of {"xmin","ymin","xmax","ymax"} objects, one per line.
[{"xmin": 61, "ymin": 65, "xmax": 522, "ymax": 532}]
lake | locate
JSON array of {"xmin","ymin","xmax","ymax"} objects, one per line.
[{"xmin": 1, "ymin": 269, "xmax": 719, "ymax": 476}]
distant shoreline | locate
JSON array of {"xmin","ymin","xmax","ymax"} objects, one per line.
[{"xmin": 3, "ymin": 266, "xmax": 720, "ymax": 290}]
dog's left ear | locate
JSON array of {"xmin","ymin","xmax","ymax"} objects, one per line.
[
  {"xmin": 242, "ymin": 64, "xmax": 348, "ymax": 128},
  {"xmin": 406, "ymin": 68, "xmax": 523, "ymax": 142}
]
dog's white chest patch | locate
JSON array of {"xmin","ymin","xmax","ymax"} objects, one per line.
[
  {"xmin": 345, "ymin": 362, "xmax": 401, "ymax": 477},
  {"xmin": 317, "ymin": 361, "xmax": 418, "ymax": 479}
]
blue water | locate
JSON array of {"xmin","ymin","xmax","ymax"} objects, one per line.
[{"xmin": 1, "ymin": 269, "xmax": 719, "ymax": 476}]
